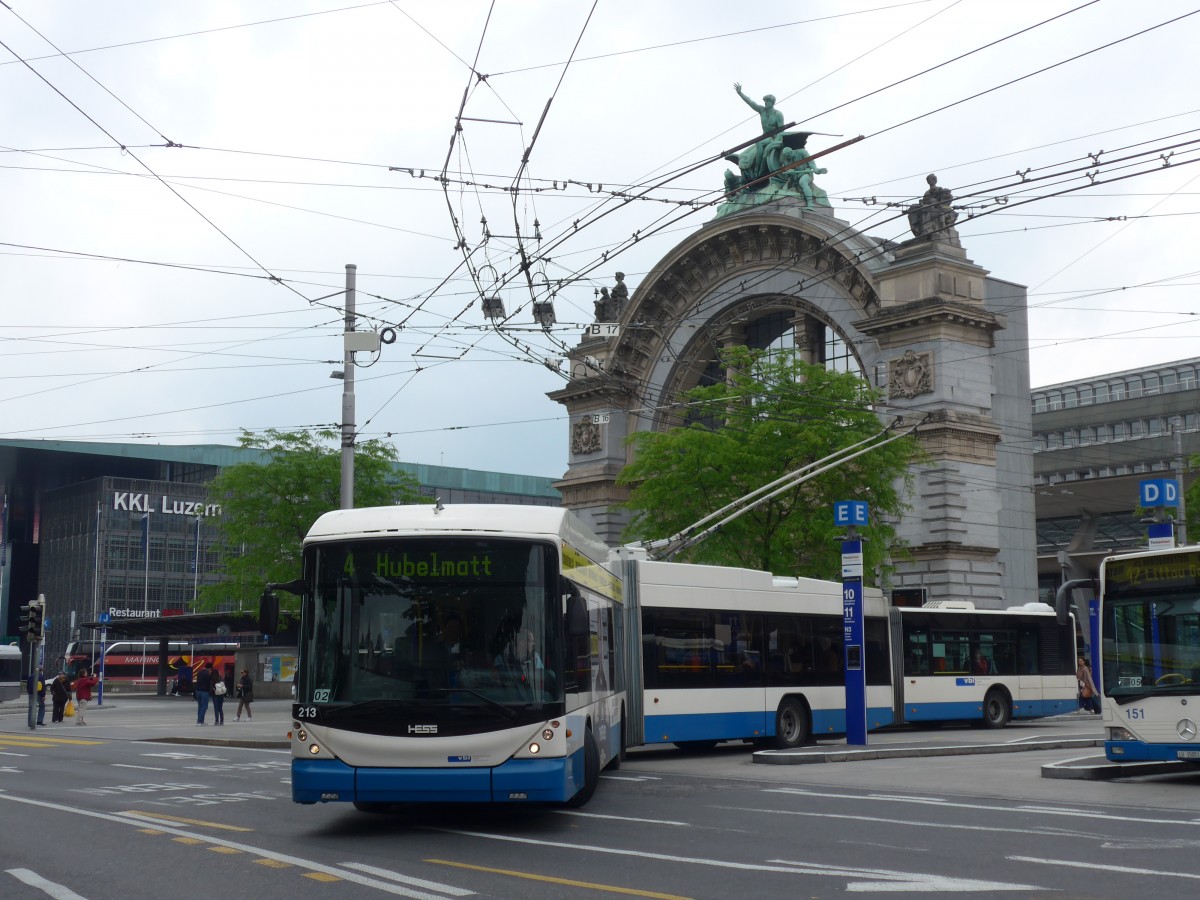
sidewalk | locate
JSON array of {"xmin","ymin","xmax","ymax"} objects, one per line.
[{"xmin": 0, "ymin": 693, "xmax": 292, "ymax": 749}]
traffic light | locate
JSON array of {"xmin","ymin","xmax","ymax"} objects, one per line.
[{"xmin": 18, "ymin": 598, "xmax": 44, "ymax": 641}]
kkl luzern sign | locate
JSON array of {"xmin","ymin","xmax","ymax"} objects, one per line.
[{"xmin": 113, "ymin": 492, "xmax": 222, "ymax": 517}]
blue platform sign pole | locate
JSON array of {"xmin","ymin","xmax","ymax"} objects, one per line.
[
  {"xmin": 835, "ymin": 501, "xmax": 869, "ymax": 746},
  {"xmin": 97, "ymin": 612, "xmax": 110, "ymax": 706}
]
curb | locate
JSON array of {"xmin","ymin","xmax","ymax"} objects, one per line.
[
  {"xmin": 1040, "ymin": 754, "xmax": 1193, "ymax": 780},
  {"xmin": 146, "ymin": 736, "xmax": 290, "ymax": 750},
  {"xmin": 753, "ymin": 737, "xmax": 1103, "ymax": 765}
]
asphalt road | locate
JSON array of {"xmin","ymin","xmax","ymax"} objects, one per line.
[{"xmin": 2, "ymin": 699, "xmax": 1199, "ymax": 899}]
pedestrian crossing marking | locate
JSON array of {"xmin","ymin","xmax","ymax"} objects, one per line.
[
  {"xmin": 255, "ymin": 859, "xmax": 293, "ymax": 869},
  {"xmin": 172, "ymin": 837, "xmax": 206, "ymax": 845},
  {"xmin": 207, "ymin": 847, "xmax": 242, "ymax": 855},
  {"xmin": 302, "ymin": 873, "xmax": 341, "ymax": 882}
]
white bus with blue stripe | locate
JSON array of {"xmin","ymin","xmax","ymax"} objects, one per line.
[
  {"xmin": 622, "ymin": 555, "xmax": 1076, "ymax": 749},
  {"xmin": 290, "ymin": 504, "xmax": 625, "ymax": 810},
  {"xmin": 1099, "ymin": 545, "xmax": 1200, "ymax": 763}
]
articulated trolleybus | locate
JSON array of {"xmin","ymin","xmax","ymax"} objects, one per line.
[
  {"xmin": 291, "ymin": 504, "xmax": 625, "ymax": 810},
  {"xmin": 1100, "ymin": 544, "xmax": 1200, "ymax": 763},
  {"xmin": 623, "ymin": 555, "xmax": 1076, "ymax": 749}
]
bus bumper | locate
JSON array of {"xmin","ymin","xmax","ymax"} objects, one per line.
[
  {"xmin": 1105, "ymin": 740, "xmax": 1200, "ymax": 763},
  {"xmin": 292, "ymin": 754, "xmax": 580, "ymax": 804}
]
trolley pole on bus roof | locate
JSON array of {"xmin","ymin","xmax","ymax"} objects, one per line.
[
  {"xmin": 835, "ymin": 501, "xmax": 868, "ymax": 747},
  {"xmin": 340, "ymin": 263, "xmax": 356, "ymax": 510}
]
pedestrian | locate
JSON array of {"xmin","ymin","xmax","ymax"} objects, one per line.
[
  {"xmin": 25, "ymin": 669, "xmax": 46, "ymax": 730},
  {"xmin": 194, "ymin": 660, "xmax": 213, "ymax": 726},
  {"xmin": 235, "ymin": 668, "xmax": 253, "ymax": 721},
  {"xmin": 49, "ymin": 672, "xmax": 70, "ymax": 722},
  {"xmin": 73, "ymin": 668, "xmax": 99, "ymax": 725},
  {"xmin": 211, "ymin": 668, "xmax": 227, "ymax": 725},
  {"xmin": 35, "ymin": 667, "xmax": 46, "ymax": 727},
  {"xmin": 1076, "ymin": 655, "xmax": 1100, "ymax": 714}
]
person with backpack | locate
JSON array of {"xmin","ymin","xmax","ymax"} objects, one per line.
[{"xmin": 211, "ymin": 667, "xmax": 228, "ymax": 725}]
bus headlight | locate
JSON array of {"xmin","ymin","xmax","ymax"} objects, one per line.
[
  {"xmin": 1108, "ymin": 727, "xmax": 1134, "ymax": 741},
  {"xmin": 542, "ymin": 729, "xmax": 555, "ymax": 741},
  {"xmin": 308, "ymin": 743, "xmax": 321, "ymax": 755},
  {"xmin": 296, "ymin": 729, "xmax": 308, "ymax": 742},
  {"xmin": 528, "ymin": 742, "xmax": 541, "ymax": 754}
]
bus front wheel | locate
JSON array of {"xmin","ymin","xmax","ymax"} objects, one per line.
[
  {"xmin": 775, "ymin": 698, "xmax": 809, "ymax": 749},
  {"xmin": 565, "ymin": 727, "xmax": 600, "ymax": 808},
  {"xmin": 982, "ymin": 689, "xmax": 1011, "ymax": 728}
]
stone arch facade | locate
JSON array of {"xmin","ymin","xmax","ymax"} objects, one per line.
[{"xmin": 549, "ymin": 201, "xmax": 1037, "ymax": 608}]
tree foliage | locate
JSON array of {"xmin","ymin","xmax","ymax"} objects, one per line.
[
  {"xmin": 618, "ymin": 347, "xmax": 919, "ymax": 581},
  {"xmin": 199, "ymin": 428, "xmax": 425, "ymax": 611}
]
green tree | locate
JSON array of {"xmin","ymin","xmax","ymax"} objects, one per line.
[
  {"xmin": 199, "ymin": 428, "xmax": 426, "ymax": 612},
  {"xmin": 617, "ymin": 346, "xmax": 919, "ymax": 581}
]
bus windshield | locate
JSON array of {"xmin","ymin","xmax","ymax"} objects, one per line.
[
  {"xmin": 297, "ymin": 536, "xmax": 563, "ymax": 726},
  {"xmin": 1105, "ymin": 592, "xmax": 1200, "ymax": 698}
]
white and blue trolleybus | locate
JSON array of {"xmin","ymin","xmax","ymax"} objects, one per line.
[
  {"xmin": 621, "ymin": 553, "xmax": 1076, "ymax": 748},
  {"xmin": 291, "ymin": 504, "xmax": 625, "ymax": 809},
  {"xmin": 1099, "ymin": 545, "xmax": 1200, "ymax": 763}
]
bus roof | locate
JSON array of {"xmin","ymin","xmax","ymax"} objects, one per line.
[{"xmin": 304, "ymin": 504, "xmax": 610, "ymax": 563}]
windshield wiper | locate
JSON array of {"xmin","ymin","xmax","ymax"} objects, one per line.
[{"xmin": 429, "ymin": 687, "xmax": 520, "ymax": 720}]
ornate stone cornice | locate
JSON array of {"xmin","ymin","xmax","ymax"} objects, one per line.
[
  {"xmin": 913, "ymin": 410, "xmax": 1002, "ymax": 464},
  {"xmin": 906, "ymin": 542, "xmax": 1000, "ymax": 561},
  {"xmin": 854, "ymin": 296, "xmax": 1002, "ymax": 337}
]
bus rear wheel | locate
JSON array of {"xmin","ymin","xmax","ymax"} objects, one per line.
[
  {"xmin": 982, "ymin": 689, "xmax": 1011, "ymax": 728},
  {"xmin": 565, "ymin": 727, "xmax": 599, "ymax": 808},
  {"xmin": 775, "ymin": 698, "xmax": 809, "ymax": 749}
]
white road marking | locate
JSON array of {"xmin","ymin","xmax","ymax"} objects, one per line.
[
  {"xmin": 1010, "ymin": 855, "xmax": 1200, "ymax": 880},
  {"xmin": 112, "ymin": 764, "xmax": 169, "ymax": 771},
  {"xmin": 140, "ymin": 752, "xmax": 226, "ymax": 760},
  {"xmin": 770, "ymin": 859, "xmax": 1041, "ymax": 893},
  {"xmin": 718, "ymin": 804, "xmax": 1090, "ymax": 838},
  {"xmin": 0, "ymin": 793, "xmax": 453, "ymax": 899},
  {"xmin": 5, "ymin": 868, "xmax": 87, "ymax": 900},
  {"xmin": 556, "ymin": 810, "xmax": 688, "ymax": 826},
  {"xmin": 431, "ymin": 827, "xmax": 1043, "ymax": 891},
  {"xmin": 0, "ymin": 751, "xmax": 30, "ymax": 757},
  {"xmin": 339, "ymin": 862, "xmax": 475, "ymax": 895},
  {"xmin": 766, "ymin": 787, "xmax": 1200, "ymax": 827}
]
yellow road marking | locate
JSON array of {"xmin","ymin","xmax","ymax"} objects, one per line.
[
  {"xmin": 255, "ymin": 859, "xmax": 293, "ymax": 869},
  {"xmin": 172, "ymin": 837, "xmax": 205, "ymax": 845},
  {"xmin": 426, "ymin": 859, "xmax": 692, "ymax": 899},
  {"xmin": 302, "ymin": 873, "xmax": 341, "ymax": 882},
  {"xmin": 208, "ymin": 847, "xmax": 242, "ymax": 855},
  {"xmin": 120, "ymin": 810, "xmax": 253, "ymax": 832},
  {"xmin": 0, "ymin": 736, "xmax": 105, "ymax": 746},
  {"xmin": 137, "ymin": 829, "xmax": 165, "ymax": 835}
]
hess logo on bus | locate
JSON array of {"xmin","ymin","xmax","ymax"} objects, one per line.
[{"xmin": 408, "ymin": 724, "xmax": 438, "ymax": 734}]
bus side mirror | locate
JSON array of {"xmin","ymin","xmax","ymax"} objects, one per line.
[
  {"xmin": 1055, "ymin": 578, "xmax": 1095, "ymax": 627},
  {"xmin": 259, "ymin": 589, "xmax": 280, "ymax": 634},
  {"xmin": 564, "ymin": 582, "xmax": 588, "ymax": 637}
]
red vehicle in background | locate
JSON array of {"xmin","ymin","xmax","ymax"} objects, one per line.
[{"xmin": 63, "ymin": 640, "xmax": 238, "ymax": 692}]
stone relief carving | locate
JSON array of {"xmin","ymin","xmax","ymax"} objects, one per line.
[
  {"xmin": 889, "ymin": 350, "xmax": 933, "ymax": 399},
  {"xmin": 571, "ymin": 418, "xmax": 602, "ymax": 455}
]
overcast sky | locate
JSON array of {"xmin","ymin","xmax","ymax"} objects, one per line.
[{"xmin": 3, "ymin": 0, "xmax": 1198, "ymax": 480}]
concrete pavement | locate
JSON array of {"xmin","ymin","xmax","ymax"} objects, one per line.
[{"xmin": 0, "ymin": 693, "xmax": 292, "ymax": 748}]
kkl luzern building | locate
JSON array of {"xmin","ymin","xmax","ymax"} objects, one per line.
[{"xmin": 0, "ymin": 440, "xmax": 559, "ymax": 661}]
